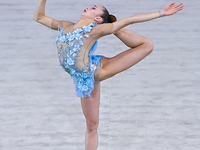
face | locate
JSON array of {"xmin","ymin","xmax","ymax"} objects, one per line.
[{"xmin": 82, "ymin": 5, "xmax": 104, "ymax": 22}]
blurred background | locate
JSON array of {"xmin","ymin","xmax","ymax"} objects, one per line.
[{"xmin": 0, "ymin": 0, "xmax": 199, "ymax": 149}]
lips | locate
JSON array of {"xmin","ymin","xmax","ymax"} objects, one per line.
[{"xmin": 83, "ymin": 9, "xmax": 86, "ymax": 12}]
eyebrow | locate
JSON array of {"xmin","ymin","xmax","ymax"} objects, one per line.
[{"xmin": 94, "ymin": 5, "xmax": 97, "ymax": 7}]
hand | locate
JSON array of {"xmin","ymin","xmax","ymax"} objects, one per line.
[{"xmin": 161, "ymin": 2, "xmax": 184, "ymax": 16}]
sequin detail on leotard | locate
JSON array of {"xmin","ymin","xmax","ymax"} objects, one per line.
[{"xmin": 55, "ymin": 23, "xmax": 103, "ymax": 98}]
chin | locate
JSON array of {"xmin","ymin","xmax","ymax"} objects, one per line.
[
  {"xmin": 81, "ymin": 14, "xmax": 90, "ymax": 19},
  {"xmin": 81, "ymin": 13, "xmax": 87, "ymax": 17}
]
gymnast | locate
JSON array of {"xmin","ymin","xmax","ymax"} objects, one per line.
[{"xmin": 34, "ymin": 1, "xmax": 183, "ymax": 149}]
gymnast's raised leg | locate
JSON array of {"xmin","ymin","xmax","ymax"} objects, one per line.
[{"xmin": 98, "ymin": 28, "xmax": 154, "ymax": 81}]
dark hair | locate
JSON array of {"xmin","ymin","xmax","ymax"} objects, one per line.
[{"xmin": 101, "ymin": 7, "xmax": 117, "ymax": 23}]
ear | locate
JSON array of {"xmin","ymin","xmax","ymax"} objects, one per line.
[{"xmin": 94, "ymin": 16, "xmax": 103, "ymax": 24}]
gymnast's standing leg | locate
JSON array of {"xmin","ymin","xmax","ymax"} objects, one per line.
[{"xmin": 80, "ymin": 28, "xmax": 154, "ymax": 150}]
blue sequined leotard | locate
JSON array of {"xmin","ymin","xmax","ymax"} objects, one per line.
[{"xmin": 55, "ymin": 23, "xmax": 103, "ymax": 98}]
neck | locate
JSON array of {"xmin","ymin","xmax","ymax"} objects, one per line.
[{"xmin": 74, "ymin": 17, "xmax": 95, "ymax": 28}]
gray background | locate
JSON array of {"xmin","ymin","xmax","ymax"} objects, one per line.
[{"xmin": 0, "ymin": 0, "xmax": 199, "ymax": 149}]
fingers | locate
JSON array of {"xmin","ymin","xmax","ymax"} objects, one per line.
[
  {"xmin": 169, "ymin": 2, "xmax": 175, "ymax": 7},
  {"xmin": 174, "ymin": 3, "xmax": 184, "ymax": 10},
  {"xmin": 175, "ymin": 3, "xmax": 184, "ymax": 12},
  {"xmin": 164, "ymin": 2, "xmax": 175, "ymax": 10},
  {"xmin": 168, "ymin": 2, "xmax": 184, "ymax": 9},
  {"xmin": 163, "ymin": 2, "xmax": 184, "ymax": 16},
  {"xmin": 175, "ymin": 7, "xmax": 184, "ymax": 13},
  {"xmin": 169, "ymin": 2, "xmax": 184, "ymax": 14},
  {"xmin": 175, "ymin": 3, "xmax": 184, "ymax": 8}
]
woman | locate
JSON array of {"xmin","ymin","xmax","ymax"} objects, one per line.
[{"xmin": 34, "ymin": 1, "xmax": 183, "ymax": 149}]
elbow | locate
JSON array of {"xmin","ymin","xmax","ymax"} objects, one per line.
[
  {"xmin": 33, "ymin": 14, "xmax": 43, "ymax": 22},
  {"xmin": 33, "ymin": 17, "xmax": 37, "ymax": 22},
  {"xmin": 33, "ymin": 16, "xmax": 39, "ymax": 22}
]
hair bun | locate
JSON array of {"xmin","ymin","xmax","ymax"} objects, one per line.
[{"xmin": 109, "ymin": 14, "xmax": 117, "ymax": 23}]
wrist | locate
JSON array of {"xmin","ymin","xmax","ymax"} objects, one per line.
[
  {"xmin": 160, "ymin": 10, "xmax": 164, "ymax": 17},
  {"xmin": 158, "ymin": 11, "xmax": 161, "ymax": 18}
]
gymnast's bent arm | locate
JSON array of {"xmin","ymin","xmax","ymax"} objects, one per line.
[
  {"xmin": 97, "ymin": 2, "xmax": 184, "ymax": 37},
  {"xmin": 33, "ymin": 0, "xmax": 74, "ymax": 30}
]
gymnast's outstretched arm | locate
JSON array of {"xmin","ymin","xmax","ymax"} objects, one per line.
[
  {"xmin": 96, "ymin": 2, "xmax": 184, "ymax": 37},
  {"xmin": 96, "ymin": 3, "xmax": 184, "ymax": 81},
  {"xmin": 33, "ymin": 0, "xmax": 74, "ymax": 30}
]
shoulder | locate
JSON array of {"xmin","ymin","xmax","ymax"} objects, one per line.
[
  {"xmin": 51, "ymin": 20, "xmax": 74, "ymax": 30},
  {"xmin": 50, "ymin": 19, "xmax": 73, "ymax": 30},
  {"xmin": 61, "ymin": 20, "xmax": 75, "ymax": 27},
  {"xmin": 92, "ymin": 23, "xmax": 114, "ymax": 37}
]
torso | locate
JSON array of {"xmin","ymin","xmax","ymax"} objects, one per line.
[
  {"xmin": 55, "ymin": 22, "xmax": 99, "ymax": 72},
  {"xmin": 60, "ymin": 21, "xmax": 99, "ymax": 52},
  {"xmin": 54, "ymin": 20, "xmax": 110, "ymax": 98}
]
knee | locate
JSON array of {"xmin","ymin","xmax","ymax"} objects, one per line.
[
  {"xmin": 144, "ymin": 38, "xmax": 154, "ymax": 54},
  {"xmin": 86, "ymin": 120, "xmax": 99, "ymax": 132}
]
